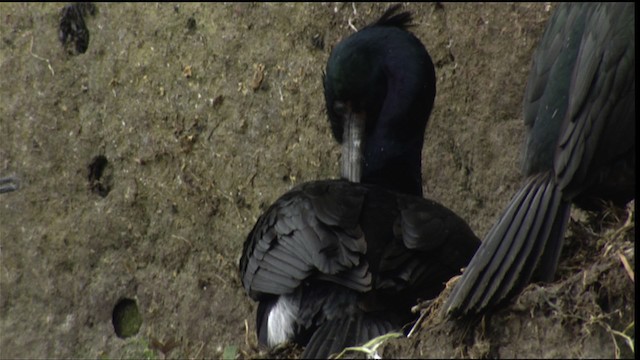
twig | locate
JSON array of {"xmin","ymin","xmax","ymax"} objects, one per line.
[
  {"xmin": 617, "ymin": 252, "xmax": 634, "ymax": 283},
  {"xmin": 348, "ymin": 17, "xmax": 358, "ymax": 32},
  {"xmin": 331, "ymin": 332, "xmax": 402, "ymax": 359},
  {"xmin": 191, "ymin": 341, "xmax": 205, "ymax": 359},
  {"xmin": 408, "ymin": 299, "xmax": 436, "ymax": 338},
  {"xmin": 172, "ymin": 234, "xmax": 193, "ymax": 248},
  {"xmin": 29, "ymin": 36, "xmax": 55, "ymax": 76},
  {"xmin": 348, "ymin": 4, "xmax": 359, "ymax": 32}
]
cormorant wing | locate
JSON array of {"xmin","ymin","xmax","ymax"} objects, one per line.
[
  {"xmin": 240, "ymin": 180, "xmax": 372, "ymax": 300},
  {"xmin": 554, "ymin": 3, "xmax": 635, "ymax": 192}
]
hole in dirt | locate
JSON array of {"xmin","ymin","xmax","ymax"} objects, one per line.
[
  {"xmin": 112, "ymin": 298, "xmax": 142, "ymax": 338},
  {"xmin": 186, "ymin": 16, "xmax": 197, "ymax": 32},
  {"xmin": 594, "ymin": 282, "xmax": 611, "ymax": 313},
  {"xmin": 88, "ymin": 155, "xmax": 111, "ymax": 197}
]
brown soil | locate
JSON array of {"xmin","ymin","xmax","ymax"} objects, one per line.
[{"xmin": 0, "ymin": 3, "xmax": 634, "ymax": 359}]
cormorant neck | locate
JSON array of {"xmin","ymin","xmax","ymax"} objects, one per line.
[
  {"xmin": 362, "ymin": 137, "xmax": 424, "ymax": 197},
  {"xmin": 324, "ymin": 7, "xmax": 435, "ymax": 199}
]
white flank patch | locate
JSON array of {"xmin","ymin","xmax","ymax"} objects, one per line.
[{"xmin": 267, "ymin": 295, "xmax": 299, "ymax": 347}]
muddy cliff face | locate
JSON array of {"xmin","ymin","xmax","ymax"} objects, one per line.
[{"xmin": 0, "ymin": 3, "xmax": 634, "ymax": 358}]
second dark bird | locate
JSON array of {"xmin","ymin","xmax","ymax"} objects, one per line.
[
  {"xmin": 445, "ymin": 2, "xmax": 635, "ymax": 317},
  {"xmin": 240, "ymin": 5, "xmax": 480, "ymax": 358}
]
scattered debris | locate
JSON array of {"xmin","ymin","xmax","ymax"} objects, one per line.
[
  {"xmin": 183, "ymin": 65, "xmax": 192, "ymax": 78},
  {"xmin": 0, "ymin": 176, "xmax": 19, "ymax": 194},
  {"xmin": 250, "ymin": 63, "xmax": 265, "ymax": 91},
  {"xmin": 150, "ymin": 336, "xmax": 179, "ymax": 356},
  {"xmin": 332, "ymin": 332, "xmax": 403, "ymax": 359},
  {"xmin": 29, "ymin": 36, "xmax": 55, "ymax": 76},
  {"xmin": 311, "ymin": 33, "xmax": 324, "ymax": 50}
]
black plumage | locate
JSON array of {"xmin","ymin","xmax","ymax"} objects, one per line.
[
  {"xmin": 445, "ymin": 2, "xmax": 635, "ymax": 317},
  {"xmin": 323, "ymin": 5, "xmax": 436, "ymax": 196},
  {"xmin": 241, "ymin": 180, "xmax": 479, "ymax": 358},
  {"xmin": 240, "ymin": 5, "xmax": 480, "ymax": 358}
]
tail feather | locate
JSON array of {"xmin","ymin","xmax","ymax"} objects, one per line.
[
  {"xmin": 301, "ymin": 313, "xmax": 396, "ymax": 359},
  {"xmin": 467, "ymin": 176, "xmax": 552, "ymax": 309},
  {"xmin": 445, "ymin": 172, "xmax": 571, "ymax": 316},
  {"xmin": 481, "ymin": 177, "xmax": 568, "ymax": 309},
  {"xmin": 531, "ymin": 198, "xmax": 571, "ymax": 283},
  {"xmin": 444, "ymin": 176, "xmax": 536, "ymax": 309}
]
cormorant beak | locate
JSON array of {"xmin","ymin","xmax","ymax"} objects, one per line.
[{"xmin": 340, "ymin": 103, "xmax": 366, "ymax": 183}]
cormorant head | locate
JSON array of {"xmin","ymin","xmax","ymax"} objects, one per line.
[{"xmin": 323, "ymin": 5, "xmax": 436, "ymax": 196}]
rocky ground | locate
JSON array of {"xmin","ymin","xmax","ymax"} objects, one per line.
[{"xmin": 0, "ymin": 3, "xmax": 634, "ymax": 359}]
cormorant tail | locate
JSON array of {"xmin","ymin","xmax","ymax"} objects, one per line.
[
  {"xmin": 301, "ymin": 312, "xmax": 397, "ymax": 359},
  {"xmin": 445, "ymin": 172, "xmax": 571, "ymax": 316}
]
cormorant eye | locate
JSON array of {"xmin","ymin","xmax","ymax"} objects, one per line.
[{"xmin": 333, "ymin": 101, "xmax": 347, "ymax": 116}]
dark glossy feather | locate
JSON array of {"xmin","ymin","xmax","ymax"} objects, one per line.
[
  {"xmin": 445, "ymin": 2, "xmax": 635, "ymax": 317},
  {"xmin": 241, "ymin": 5, "xmax": 480, "ymax": 357},
  {"xmin": 241, "ymin": 180, "xmax": 480, "ymax": 355}
]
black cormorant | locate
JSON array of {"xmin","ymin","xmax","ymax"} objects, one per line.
[
  {"xmin": 445, "ymin": 2, "xmax": 635, "ymax": 317},
  {"xmin": 240, "ymin": 5, "xmax": 481, "ymax": 358}
]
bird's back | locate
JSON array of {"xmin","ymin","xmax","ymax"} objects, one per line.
[
  {"xmin": 444, "ymin": 3, "xmax": 635, "ymax": 317},
  {"xmin": 522, "ymin": 3, "xmax": 635, "ymax": 207},
  {"xmin": 240, "ymin": 179, "xmax": 480, "ymax": 357}
]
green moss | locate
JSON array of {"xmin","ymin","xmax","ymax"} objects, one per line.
[{"xmin": 113, "ymin": 298, "xmax": 142, "ymax": 338}]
